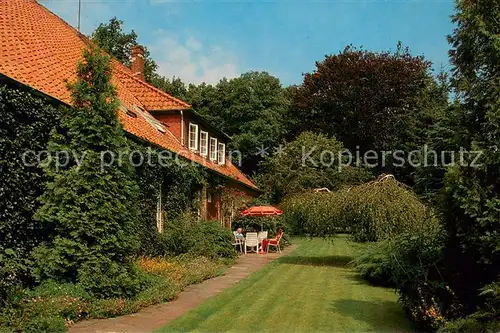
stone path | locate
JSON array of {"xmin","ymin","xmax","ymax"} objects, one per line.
[{"xmin": 69, "ymin": 245, "xmax": 297, "ymax": 333}]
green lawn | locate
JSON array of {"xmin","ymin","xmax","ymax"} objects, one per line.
[{"xmin": 158, "ymin": 236, "xmax": 412, "ymax": 333}]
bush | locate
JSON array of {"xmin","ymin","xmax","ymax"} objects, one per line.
[
  {"xmin": 0, "ymin": 281, "xmax": 90, "ymax": 332},
  {"xmin": 440, "ymin": 317, "xmax": 500, "ymax": 333},
  {"xmin": 350, "ymin": 241, "xmax": 394, "ymax": 287},
  {"xmin": 0, "ymin": 254, "xmax": 228, "ymax": 331},
  {"xmin": 281, "ymin": 175, "xmax": 439, "ymax": 241},
  {"xmin": 162, "ymin": 213, "xmax": 238, "ymax": 260},
  {"xmin": 352, "ymin": 226, "xmax": 458, "ymax": 331},
  {"xmin": 439, "ymin": 282, "xmax": 500, "ymax": 333}
]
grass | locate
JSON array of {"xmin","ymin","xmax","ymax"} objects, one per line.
[{"xmin": 157, "ymin": 236, "xmax": 412, "ymax": 333}]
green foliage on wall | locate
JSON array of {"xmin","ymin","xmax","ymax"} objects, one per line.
[
  {"xmin": 0, "ymin": 83, "xmax": 60, "ymax": 300},
  {"xmin": 128, "ymin": 138, "xmax": 207, "ymax": 257}
]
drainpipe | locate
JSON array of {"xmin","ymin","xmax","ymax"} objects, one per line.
[{"xmin": 180, "ymin": 110, "xmax": 184, "ymax": 145}]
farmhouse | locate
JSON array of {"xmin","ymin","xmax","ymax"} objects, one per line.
[{"xmin": 0, "ymin": 0, "xmax": 259, "ymax": 229}]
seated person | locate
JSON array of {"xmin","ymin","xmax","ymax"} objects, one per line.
[
  {"xmin": 260, "ymin": 228, "xmax": 284, "ymax": 253},
  {"xmin": 235, "ymin": 227, "xmax": 245, "ymax": 240}
]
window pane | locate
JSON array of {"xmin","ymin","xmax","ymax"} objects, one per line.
[
  {"xmin": 218, "ymin": 143, "xmax": 226, "ymax": 165},
  {"xmin": 189, "ymin": 123, "xmax": 198, "ymax": 150},
  {"xmin": 210, "ymin": 138, "xmax": 218, "ymax": 161},
  {"xmin": 200, "ymin": 131, "xmax": 208, "ymax": 156}
]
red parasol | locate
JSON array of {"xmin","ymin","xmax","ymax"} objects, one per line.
[{"xmin": 240, "ymin": 205, "xmax": 282, "ymax": 217}]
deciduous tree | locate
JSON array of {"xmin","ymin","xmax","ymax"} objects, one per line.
[
  {"xmin": 291, "ymin": 44, "xmax": 448, "ymax": 182},
  {"xmin": 92, "ymin": 17, "xmax": 157, "ymax": 82},
  {"xmin": 255, "ymin": 131, "xmax": 372, "ymax": 203}
]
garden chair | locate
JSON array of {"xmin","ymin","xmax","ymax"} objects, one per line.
[
  {"xmin": 232, "ymin": 231, "xmax": 244, "ymax": 253},
  {"xmin": 244, "ymin": 232, "xmax": 259, "ymax": 254},
  {"xmin": 257, "ymin": 231, "xmax": 268, "ymax": 243},
  {"xmin": 266, "ymin": 230, "xmax": 284, "ymax": 253}
]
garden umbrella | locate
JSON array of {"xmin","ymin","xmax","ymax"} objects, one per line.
[
  {"xmin": 240, "ymin": 205, "xmax": 282, "ymax": 216},
  {"xmin": 240, "ymin": 206, "xmax": 282, "ymax": 231}
]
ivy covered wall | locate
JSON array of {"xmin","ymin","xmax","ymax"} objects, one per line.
[
  {"xmin": 0, "ymin": 83, "xmax": 60, "ymax": 291},
  {"xmin": 128, "ymin": 138, "xmax": 208, "ymax": 256}
]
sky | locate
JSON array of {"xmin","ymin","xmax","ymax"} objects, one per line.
[{"xmin": 42, "ymin": 0, "xmax": 457, "ymax": 86}]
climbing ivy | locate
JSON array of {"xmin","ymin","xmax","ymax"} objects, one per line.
[
  {"xmin": 0, "ymin": 83, "xmax": 60, "ymax": 296},
  {"xmin": 129, "ymin": 139, "xmax": 207, "ymax": 256}
]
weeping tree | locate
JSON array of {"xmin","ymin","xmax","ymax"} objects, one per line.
[
  {"xmin": 32, "ymin": 47, "xmax": 143, "ymax": 298},
  {"xmin": 281, "ymin": 175, "xmax": 438, "ymax": 241}
]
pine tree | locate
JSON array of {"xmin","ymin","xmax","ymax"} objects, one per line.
[{"xmin": 33, "ymin": 47, "xmax": 143, "ymax": 298}]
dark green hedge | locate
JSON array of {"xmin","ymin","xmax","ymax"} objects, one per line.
[{"xmin": 0, "ymin": 83, "xmax": 60, "ymax": 295}]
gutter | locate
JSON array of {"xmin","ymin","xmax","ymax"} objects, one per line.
[{"xmin": 180, "ymin": 110, "xmax": 184, "ymax": 145}]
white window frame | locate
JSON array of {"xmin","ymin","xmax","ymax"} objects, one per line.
[
  {"xmin": 209, "ymin": 137, "xmax": 218, "ymax": 161},
  {"xmin": 207, "ymin": 192, "xmax": 212, "ymax": 203},
  {"xmin": 188, "ymin": 123, "xmax": 198, "ymax": 151},
  {"xmin": 200, "ymin": 131, "xmax": 208, "ymax": 157},
  {"xmin": 218, "ymin": 142, "xmax": 226, "ymax": 165}
]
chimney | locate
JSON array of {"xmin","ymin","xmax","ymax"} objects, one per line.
[{"xmin": 131, "ymin": 45, "xmax": 145, "ymax": 80}]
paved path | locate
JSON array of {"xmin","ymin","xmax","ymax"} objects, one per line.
[{"xmin": 70, "ymin": 245, "xmax": 297, "ymax": 333}]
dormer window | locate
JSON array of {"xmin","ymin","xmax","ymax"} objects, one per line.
[
  {"xmin": 188, "ymin": 123, "xmax": 198, "ymax": 150},
  {"xmin": 210, "ymin": 137, "xmax": 218, "ymax": 161},
  {"xmin": 200, "ymin": 131, "xmax": 208, "ymax": 157},
  {"xmin": 135, "ymin": 105, "xmax": 166, "ymax": 133},
  {"xmin": 218, "ymin": 143, "xmax": 226, "ymax": 165}
]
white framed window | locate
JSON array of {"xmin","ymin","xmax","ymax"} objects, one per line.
[
  {"xmin": 209, "ymin": 137, "xmax": 218, "ymax": 161},
  {"xmin": 207, "ymin": 192, "xmax": 212, "ymax": 203},
  {"xmin": 188, "ymin": 123, "xmax": 198, "ymax": 150},
  {"xmin": 218, "ymin": 142, "xmax": 226, "ymax": 165},
  {"xmin": 200, "ymin": 131, "xmax": 208, "ymax": 157}
]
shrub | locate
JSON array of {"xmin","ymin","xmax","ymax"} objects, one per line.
[
  {"xmin": 343, "ymin": 175, "xmax": 440, "ymax": 242},
  {"xmin": 350, "ymin": 241, "xmax": 394, "ymax": 287},
  {"xmin": 363, "ymin": 227, "xmax": 456, "ymax": 331},
  {"xmin": 0, "ymin": 254, "xmax": 228, "ymax": 331},
  {"xmin": 281, "ymin": 175, "xmax": 439, "ymax": 242},
  {"xmin": 162, "ymin": 214, "xmax": 238, "ymax": 260},
  {"xmin": 439, "ymin": 282, "xmax": 500, "ymax": 333},
  {"xmin": 280, "ymin": 191, "xmax": 347, "ymax": 236}
]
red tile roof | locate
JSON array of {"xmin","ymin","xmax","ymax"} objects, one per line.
[{"xmin": 0, "ymin": 0, "xmax": 258, "ymax": 191}]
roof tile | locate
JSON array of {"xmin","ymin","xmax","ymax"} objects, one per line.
[{"xmin": 0, "ymin": 0, "xmax": 258, "ymax": 191}]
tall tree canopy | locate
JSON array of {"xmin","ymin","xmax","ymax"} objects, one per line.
[
  {"xmin": 291, "ymin": 44, "xmax": 449, "ymax": 181},
  {"xmin": 439, "ymin": 0, "xmax": 500, "ymax": 314},
  {"xmin": 91, "ymin": 17, "xmax": 158, "ymax": 82},
  {"xmin": 189, "ymin": 72, "xmax": 290, "ymax": 175},
  {"xmin": 256, "ymin": 132, "xmax": 372, "ymax": 203}
]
